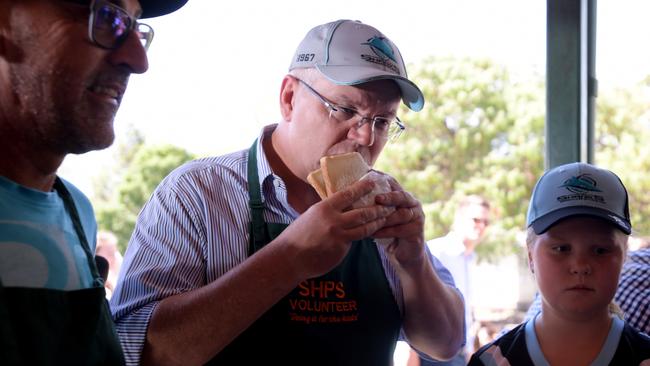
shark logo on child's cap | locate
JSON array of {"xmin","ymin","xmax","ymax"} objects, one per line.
[{"xmin": 560, "ymin": 174, "xmax": 602, "ymax": 193}]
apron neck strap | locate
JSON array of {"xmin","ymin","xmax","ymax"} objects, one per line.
[
  {"xmin": 247, "ymin": 140, "xmax": 269, "ymax": 255},
  {"xmin": 53, "ymin": 177, "xmax": 102, "ymax": 286}
]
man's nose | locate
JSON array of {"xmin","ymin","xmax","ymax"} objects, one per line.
[
  {"xmin": 347, "ymin": 118, "xmax": 375, "ymax": 147},
  {"xmin": 107, "ymin": 30, "xmax": 149, "ymax": 74}
]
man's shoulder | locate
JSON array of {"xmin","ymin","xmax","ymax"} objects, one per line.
[
  {"xmin": 617, "ymin": 249, "xmax": 650, "ymax": 318},
  {"xmin": 179, "ymin": 149, "xmax": 248, "ymax": 173},
  {"xmin": 426, "ymin": 235, "xmax": 451, "ymax": 248},
  {"xmin": 58, "ymin": 177, "xmax": 90, "ymax": 199},
  {"xmin": 162, "ymin": 149, "xmax": 249, "ymax": 187},
  {"xmin": 426, "ymin": 234, "xmax": 464, "ymax": 257},
  {"xmin": 627, "ymin": 248, "xmax": 650, "ymax": 266},
  {"xmin": 57, "ymin": 177, "xmax": 94, "ymax": 213}
]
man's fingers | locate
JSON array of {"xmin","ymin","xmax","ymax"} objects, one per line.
[
  {"xmin": 327, "ymin": 179, "xmax": 376, "ymax": 210},
  {"xmin": 375, "ymin": 189, "xmax": 417, "ymax": 207},
  {"xmin": 342, "ymin": 214, "xmax": 388, "ymax": 239},
  {"xmin": 385, "ymin": 174, "xmax": 403, "ymax": 191},
  {"xmin": 341, "ymin": 204, "xmax": 394, "ymax": 229}
]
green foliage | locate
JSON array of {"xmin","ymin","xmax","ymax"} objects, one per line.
[
  {"xmin": 595, "ymin": 84, "xmax": 650, "ymax": 236},
  {"xmin": 117, "ymin": 145, "xmax": 195, "ymax": 214},
  {"xmin": 94, "ymin": 143, "xmax": 195, "ymax": 252},
  {"xmin": 377, "ymin": 56, "xmax": 546, "ymax": 262},
  {"xmin": 91, "ymin": 57, "xmax": 650, "ymax": 259},
  {"xmin": 92, "ymin": 126, "xmax": 145, "ymax": 203},
  {"xmin": 378, "ymin": 56, "xmax": 650, "ymax": 262}
]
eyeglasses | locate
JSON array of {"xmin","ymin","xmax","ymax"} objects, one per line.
[
  {"xmin": 66, "ymin": 0, "xmax": 154, "ymax": 51},
  {"xmin": 472, "ymin": 218, "xmax": 490, "ymax": 226},
  {"xmin": 295, "ymin": 78, "xmax": 406, "ymax": 144}
]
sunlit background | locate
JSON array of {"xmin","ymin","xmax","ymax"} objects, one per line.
[
  {"xmin": 60, "ymin": 0, "xmax": 553, "ymax": 191},
  {"xmin": 58, "ymin": 1, "xmax": 650, "ymax": 361},
  {"xmin": 61, "ymin": 1, "xmax": 650, "ymax": 192}
]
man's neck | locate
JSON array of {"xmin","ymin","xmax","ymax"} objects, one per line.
[
  {"xmin": 264, "ymin": 131, "xmax": 320, "ymax": 213},
  {"xmin": 448, "ymin": 231, "xmax": 477, "ymax": 256},
  {"xmin": 462, "ymin": 239, "xmax": 477, "ymax": 256},
  {"xmin": 0, "ymin": 132, "xmax": 63, "ymax": 191}
]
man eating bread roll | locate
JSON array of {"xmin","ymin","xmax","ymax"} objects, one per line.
[{"xmin": 112, "ymin": 19, "xmax": 465, "ymax": 365}]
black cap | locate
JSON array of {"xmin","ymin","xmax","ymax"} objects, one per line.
[{"xmin": 140, "ymin": 0, "xmax": 189, "ymax": 19}]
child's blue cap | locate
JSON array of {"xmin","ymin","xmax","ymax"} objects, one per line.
[{"xmin": 527, "ymin": 162, "xmax": 631, "ymax": 235}]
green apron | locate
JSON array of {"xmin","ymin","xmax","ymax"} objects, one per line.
[
  {"xmin": 0, "ymin": 178, "xmax": 125, "ymax": 365},
  {"xmin": 208, "ymin": 142, "xmax": 402, "ymax": 365}
]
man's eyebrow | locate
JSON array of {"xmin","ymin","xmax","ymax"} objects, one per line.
[{"xmin": 110, "ymin": 0, "xmax": 143, "ymax": 18}]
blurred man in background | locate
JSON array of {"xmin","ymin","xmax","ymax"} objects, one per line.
[
  {"xmin": 96, "ymin": 230, "xmax": 124, "ymax": 299},
  {"xmin": 421, "ymin": 195, "xmax": 491, "ymax": 365}
]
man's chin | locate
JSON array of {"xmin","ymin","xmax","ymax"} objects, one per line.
[{"xmin": 68, "ymin": 134, "xmax": 115, "ymax": 154}]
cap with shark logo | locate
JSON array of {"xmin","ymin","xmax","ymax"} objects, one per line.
[
  {"xmin": 289, "ymin": 19, "xmax": 424, "ymax": 112},
  {"xmin": 526, "ymin": 162, "xmax": 631, "ymax": 235}
]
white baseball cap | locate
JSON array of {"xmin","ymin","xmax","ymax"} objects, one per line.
[
  {"xmin": 526, "ymin": 162, "xmax": 631, "ymax": 235},
  {"xmin": 289, "ymin": 19, "xmax": 424, "ymax": 112}
]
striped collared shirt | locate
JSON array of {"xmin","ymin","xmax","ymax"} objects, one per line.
[
  {"xmin": 616, "ymin": 248, "xmax": 650, "ymax": 334},
  {"xmin": 110, "ymin": 125, "xmax": 457, "ymax": 365}
]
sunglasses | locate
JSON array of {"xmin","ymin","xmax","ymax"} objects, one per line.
[
  {"xmin": 66, "ymin": 0, "xmax": 154, "ymax": 51},
  {"xmin": 472, "ymin": 218, "xmax": 490, "ymax": 225}
]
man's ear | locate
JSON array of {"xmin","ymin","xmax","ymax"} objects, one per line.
[{"xmin": 279, "ymin": 75, "xmax": 298, "ymax": 122}]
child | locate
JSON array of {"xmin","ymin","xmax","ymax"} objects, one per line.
[{"xmin": 469, "ymin": 162, "xmax": 650, "ymax": 365}]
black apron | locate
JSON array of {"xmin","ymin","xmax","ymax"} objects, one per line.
[
  {"xmin": 0, "ymin": 178, "xmax": 125, "ymax": 365},
  {"xmin": 208, "ymin": 142, "xmax": 401, "ymax": 365}
]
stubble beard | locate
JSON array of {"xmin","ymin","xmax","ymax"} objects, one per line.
[{"xmin": 15, "ymin": 69, "xmax": 117, "ymax": 155}]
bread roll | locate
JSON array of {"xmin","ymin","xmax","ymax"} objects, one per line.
[
  {"xmin": 353, "ymin": 170, "xmax": 393, "ymax": 209},
  {"xmin": 321, "ymin": 152, "xmax": 370, "ymax": 196},
  {"xmin": 358, "ymin": 171, "xmax": 395, "ymax": 246},
  {"xmin": 306, "ymin": 152, "xmax": 395, "ymax": 246},
  {"xmin": 307, "ymin": 168, "xmax": 328, "ymax": 200}
]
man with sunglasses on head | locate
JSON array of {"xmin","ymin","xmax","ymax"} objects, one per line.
[
  {"xmin": 111, "ymin": 19, "xmax": 465, "ymax": 366},
  {"xmin": 0, "ymin": 0, "xmax": 187, "ymax": 364}
]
